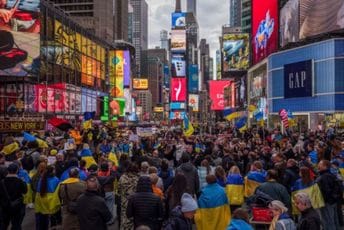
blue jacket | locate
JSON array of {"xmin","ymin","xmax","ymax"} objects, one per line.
[{"xmin": 227, "ymin": 219, "xmax": 253, "ymax": 230}]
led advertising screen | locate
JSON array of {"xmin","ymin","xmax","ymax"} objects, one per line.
[
  {"xmin": 172, "ymin": 12, "xmax": 186, "ymax": 28},
  {"xmin": 188, "ymin": 94, "xmax": 199, "ymax": 112},
  {"xmin": 164, "ymin": 65, "xmax": 170, "ymax": 88},
  {"xmin": 81, "ymin": 88, "xmax": 97, "ymax": 113},
  {"xmin": 171, "ymin": 30, "xmax": 186, "ymax": 52},
  {"xmin": 222, "ymin": 34, "xmax": 250, "ymax": 71},
  {"xmin": 169, "ymin": 111, "xmax": 186, "ymax": 120},
  {"xmin": 188, "ymin": 64, "xmax": 199, "ymax": 93},
  {"xmin": 35, "ymin": 83, "xmax": 66, "ymax": 113},
  {"xmin": 0, "ymin": 0, "xmax": 40, "ymax": 76},
  {"xmin": 209, "ymin": 80, "xmax": 231, "ymax": 111},
  {"xmin": 280, "ymin": 0, "xmax": 299, "ymax": 47},
  {"xmin": 109, "ymin": 50, "xmax": 124, "ymax": 97},
  {"xmin": 133, "ymin": 78, "xmax": 148, "ymax": 90},
  {"xmin": 81, "ymin": 56, "xmax": 101, "ymax": 86},
  {"xmin": 252, "ymin": 0, "xmax": 278, "ymax": 64},
  {"xmin": 123, "ymin": 51, "xmax": 131, "ymax": 87},
  {"xmin": 170, "ymin": 102, "xmax": 186, "ymax": 110},
  {"xmin": 171, "ymin": 78, "xmax": 186, "ymax": 102},
  {"xmin": 299, "ymin": 0, "xmax": 344, "ymax": 39},
  {"xmin": 172, "ymin": 59, "xmax": 186, "ymax": 77}
]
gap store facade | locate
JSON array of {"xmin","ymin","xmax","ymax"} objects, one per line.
[{"xmin": 268, "ymin": 39, "xmax": 344, "ymax": 130}]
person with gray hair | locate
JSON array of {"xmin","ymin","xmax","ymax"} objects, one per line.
[
  {"xmin": 269, "ymin": 200, "xmax": 296, "ymax": 230},
  {"xmin": 294, "ymin": 192, "xmax": 321, "ymax": 230}
]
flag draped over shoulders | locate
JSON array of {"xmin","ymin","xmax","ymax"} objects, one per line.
[
  {"xmin": 35, "ymin": 177, "xmax": 61, "ymax": 215},
  {"xmin": 244, "ymin": 171, "xmax": 266, "ymax": 197},
  {"xmin": 80, "ymin": 148, "xmax": 96, "ymax": 169},
  {"xmin": 291, "ymin": 183, "xmax": 324, "ymax": 215},
  {"xmin": 226, "ymin": 174, "xmax": 244, "ymax": 205}
]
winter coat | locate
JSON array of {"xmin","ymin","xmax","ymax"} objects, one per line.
[
  {"xmin": 59, "ymin": 178, "xmax": 86, "ymax": 230},
  {"xmin": 159, "ymin": 169, "xmax": 174, "ymax": 192},
  {"xmin": 164, "ymin": 206, "xmax": 193, "ymax": 230},
  {"xmin": 76, "ymin": 190, "xmax": 112, "ymax": 230},
  {"xmin": 255, "ymin": 180, "xmax": 291, "ymax": 209},
  {"xmin": 282, "ymin": 166, "xmax": 299, "ymax": 193},
  {"xmin": 176, "ymin": 162, "xmax": 199, "ymax": 195},
  {"xmin": 227, "ymin": 219, "xmax": 253, "ymax": 230},
  {"xmin": 316, "ymin": 169, "xmax": 339, "ymax": 204},
  {"xmin": 298, "ymin": 207, "xmax": 321, "ymax": 230}
]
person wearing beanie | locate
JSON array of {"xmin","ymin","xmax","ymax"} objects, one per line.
[
  {"xmin": 126, "ymin": 176, "xmax": 164, "ymax": 230},
  {"xmin": 164, "ymin": 193, "xmax": 198, "ymax": 230}
]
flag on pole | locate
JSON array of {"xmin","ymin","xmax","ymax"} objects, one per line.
[
  {"xmin": 183, "ymin": 114, "xmax": 194, "ymax": 137},
  {"xmin": 223, "ymin": 107, "xmax": 240, "ymax": 121},
  {"xmin": 279, "ymin": 109, "xmax": 289, "ymax": 128},
  {"xmin": 235, "ymin": 116, "xmax": 247, "ymax": 133}
]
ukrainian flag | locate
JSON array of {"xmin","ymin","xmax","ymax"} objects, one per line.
[
  {"xmin": 37, "ymin": 138, "xmax": 49, "ymax": 149},
  {"xmin": 80, "ymin": 148, "xmax": 97, "ymax": 169},
  {"xmin": 195, "ymin": 143, "xmax": 205, "ymax": 153},
  {"xmin": 18, "ymin": 168, "xmax": 33, "ymax": 204},
  {"xmin": 2, "ymin": 142, "xmax": 19, "ymax": 155},
  {"xmin": 183, "ymin": 114, "xmax": 194, "ymax": 137},
  {"xmin": 82, "ymin": 119, "xmax": 93, "ymax": 130},
  {"xmin": 235, "ymin": 116, "xmax": 247, "ymax": 133},
  {"xmin": 34, "ymin": 177, "xmax": 61, "ymax": 215},
  {"xmin": 244, "ymin": 171, "xmax": 266, "ymax": 197},
  {"xmin": 248, "ymin": 104, "xmax": 257, "ymax": 112},
  {"xmin": 226, "ymin": 174, "xmax": 244, "ymax": 205},
  {"xmin": 291, "ymin": 181, "xmax": 325, "ymax": 215},
  {"xmin": 223, "ymin": 107, "xmax": 240, "ymax": 121},
  {"xmin": 108, "ymin": 152, "xmax": 119, "ymax": 167},
  {"xmin": 195, "ymin": 183, "xmax": 231, "ymax": 230},
  {"xmin": 60, "ymin": 167, "xmax": 87, "ymax": 181}
]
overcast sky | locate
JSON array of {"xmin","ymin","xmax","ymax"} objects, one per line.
[{"xmin": 146, "ymin": 0, "xmax": 229, "ymax": 63}]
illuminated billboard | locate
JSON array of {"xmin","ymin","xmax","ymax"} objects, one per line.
[
  {"xmin": 172, "ymin": 12, "xmax": 186, "ymax": 28},
  {"xmin": 170, "ymin": 111, "xmax": 186, "ymax": 120},
  {"xmin": 252, "ymin": 0, "xmax": 278, "ymax": 64},
  {"xmin": 172, "ymin": 58, "xmax": 186, "ymax": 77},
  {"xmin": 280, "ymin": 0, "xmax": 299, "ymax": 47},
  {"xmin": 133, "ymin": 78, "xmax": 148, "ymax": 90},
  {"xmin": 123, "ymin": 51, "xmax": 131, "ymax": 87},
  {"xmin": 0, "ymin": 1, "xmax": 40, "ymax": 76},
  {"xmin": 299, "ymin": 0, "xmax": 344, "ymax": 39},
  {"xmin": 171, "ymin": 30, "xmax": 186, "ymax": 52},
  {"xmin": 171, "ymin": 78, "xmax": 187, "ymax": 102},
  {"xmin": 109, "ymin": 50, "xmax": 125, "ymax": 97},
  {"xmin": 81, "ymin": 56, "xmax": 101, "ymax": 86},
  {"xmin": 188, "ymin": 94, "xmax": 199, "ymax": 112},
  {"xmin": 209, "ymin": 80, "xmax": 231, "ymax": 111},
  {"xmin": 170, "ymin": 102, "xmax": 186, "ymax": 110},
  {"xmin": 222, "ymin": 34, "xmax": 250, "ymax": 71},
  {"xmin": 188, "ymin": 64, "xmax": 199, "ymax": 93}
]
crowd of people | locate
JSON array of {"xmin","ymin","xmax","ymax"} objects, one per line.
[{"xmin": 0, "ymin": 124, "xmax": 343, "ymax": 230}]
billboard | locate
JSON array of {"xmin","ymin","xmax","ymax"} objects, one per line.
[
  {"xmin": 222, "ymin": 34, "xmax": 250, "ymax": 71},
  {"xmin": 0, "ymin": 0, "xmax": 40, "ymax": 76},
  {"xmin": 109, "ymin": 50, "xmax": 125, "ymax": 97},
  {"xmin": 280, "ymin": 0, "xmax": 299, "ymax": 47},
  {"xmin": 123, "ymin": 50, "xmax": 131, "ymax": 87},
  {"xmin": 299, "ymin": 0, "xmax": 344, "ymax": 39},
  {"xmin": 169, "ymin": 111, "xmax": 186, "ymax": 120},
  {"xmin": 170, "ymin": 102, "xmax": 186, "ymax": 110},
  {"xmin": 188, "ymin": 94, "xmax": 199, "ymax": 112},
  {"xmin": 81, "ymin": 55, "xmax": 101, "ymax": 86},
  {"xmin": 284, "ymin": 60, "xmax": 314, "ymax": 98},
  {"xmin": 171, "ymin": 30, "xmax": 186, "ymax": 52},
  {"xmin": 188, "ymin": 64, "xmax": 199, "ymax": 93},
  {"xmin": 164, "ymin": 65, "xmax": 170, "ymax": 88},
  {"xmin": 171, "ymin": 78, "xmax": 187, "ymax": 102},
  {"xmin": 209, "ymin": 80, "xmax": 231, "ymax": 110},
  {"xmin": 133, "ymin": 78, "xmax": 148, "ymax": 90},
  {"xmin": 172, "ymin": 58, "xmax": 186, "ymax": 77},
  {"xmin": 172, "ymin": 12, "xmax": 186, "ymax": 28},
  {"xmin": 252, "ymin": 0, "xmax": 278, "ymax": 64},
  {"xmin": 249, "ymin": 72, "xmax": 266, "ymax": 99}
]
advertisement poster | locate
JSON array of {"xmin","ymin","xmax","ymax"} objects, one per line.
[
  {"xmin": 0, "ymin": 83, "xmax": 24, "ymax": 113},
  {"xmin": 170, "ymin": 102, "xmax": 185, "ymax": 110},
  {"xmin": 171, "ymin": 30, "xmax": 186, "ymax": 52},
  {"xmin": 35, "ymin": 83, "xmax": 66, "ymax": 113},
  {"xmin": 171, "ymin": 78, "xmax": 186, "ymax": 102},
  {"xmin": 172, "ymin": 12, "xmax": 186, "ymax": 28},
  {"xmin": 65, "ymin": 84, "xmax": 81, "ymax": 114},
  {"xmin": 250, "ymin": 72, "xmax": 266, "ymax": 99},
  {"xmin": 169, "ymin": 111, "xmax": 186, "ymax": 120},
  {"xmin": 280, "ymin": 0, "xmax": 299, "ymax": 47},
  {"xmin": 109, "ymin": 50, "xmax": 124, "ymax": 97},
  {"xmin": 81, "ymin": 88, "xmax": 97, "ymax": 113},
  {"xmin": 252, "ymin": 0, "xmax": 278, "ymax": 64},
  {"xmin": 209, "ymin": 80, "xmax": 231, "ymax": 110},
  {"xmin": 123, "ymin": 50, "xmax": 131, "ymax": 87},
  {"xmin": 172, "ymin": 58, "xmax": 186, "ymax": 77},
  {"xmin": 188, "ymin": 64, "xmax": 199, "ymax": 93},
  {"xmin": 222, "ymin": 34, "xmax": 250, "ymax": 71},
  {"xmin": 299, "ymin": 0, "xmax": 344, "ymax": 39},
  {"xmin": 81, "ymin": 55, "xmax": 101, "ymax": 86},
  {"xmin": 164, "ymin": 65, "xmax": 170, "ymax": 88},
  {"xmin": 188, "ymin": 94, "xmax": 199, "ymax": 112},
  {"xmin": 110, "ymin": 76, "xmax": 124, "ymax": 97},
  {"xmin": 133, "ymin": 78, "xmax": 148, "ymax": 90},
  {"xmin": 0, "ymin": 0, "xmax": 40, "ymax": 76}
]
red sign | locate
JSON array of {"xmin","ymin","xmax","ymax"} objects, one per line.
[
  {"xmin": 252, "ymin": 0, "xmax": 278, "ymax": 64},
  {"xmin": 35, "ymin": 83, "xmax": 66, "ymax": 113},
  {"xmin": 171, "ymin": 78, "xmax": 186, "ymax": 102},
  {"xmin": 209, "ymin": 80, "xmax": 231, "ymax": 110}
]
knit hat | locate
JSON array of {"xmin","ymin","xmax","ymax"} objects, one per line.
[
  {"xmin": 181, "ymin": 193, "xmax": 198, "ymax": 212},
  {"xmin": 50, "ymin": 149, "xmax": 58, "ymax": 156}
]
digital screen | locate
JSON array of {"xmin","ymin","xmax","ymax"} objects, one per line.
[
  {"xmin": 171, "ymin": 30, "xmax": 186, "ymax": 52},
  {"xmin": 133, "ymin": 78, "xmax": 148, "ymax": 90},
  {"xmin": 171, "ymin": 78, "xmax": 186, "ymax": 102},
  {"xmin": 188, "ymin": 94, "xmax": 199, "ymax": 112},
  {"xmin": 209, "ymin": 80, "xmax": 231, "ymax": 110},
  {"xmin": 280, "ymin": 0, "xmax": 299, "ymax": 47},
  {"xmin": 172, "ymin": 12, "xmax": 186, "ymax": 28},
  {"xmin": 188, "ymin": 64, "xmax": 199, "ymax": 93},
  {"xmin": 222, "ymin": 34, "xmax": 250, "ymax": 71}
]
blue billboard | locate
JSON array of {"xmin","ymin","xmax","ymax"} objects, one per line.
[
  {"xmin": 172, "ymin": 12, "xmax": 186, "ymax": 28},
  {"xmin": 170, "ymin": 102, "xmax": 186, "ymax": 110},
  {"xmin": 188, "ymin": 64, "xmax": 199, "ymax": 93},
  {"xmin": 164, "ymin": 65, "xmax": 170, "ymax": 88}
]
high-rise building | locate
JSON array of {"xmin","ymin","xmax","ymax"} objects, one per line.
[
  {"xmin": 216, "ymin": 50, "xmax": 221, "ymax": 80},
  {"xmin": 130, "ymin": 0, "xmax": 148, "ymax": 76},
  {"xmin": 114, "ymin": 0, "xmax": 129, "ymax": 41},
  {"xmin": 128, "ymin": 3, "xmax": 134, "ymax": 43},
  {"xmin": 241, "ymin": 0, "xmax": 251, "ymax": 33},
  {"xmin": 160, "ymin": 30, "xmax": 169, "ymax": 51},
  {"xmin": 229, "ymin": 0, "xmax": 241, "ymax": 27},
  {"xmin": 199, "ymin": 39, "xmax": 210, "ymax": 90},
  {"xmin": 187, "ymin": 0, "xmax": 197, "ymax": 16},
  {"xmin": 136, "ymin": 90, "xmax": 152, "ymax": 117}
]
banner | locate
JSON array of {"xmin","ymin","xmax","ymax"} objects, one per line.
[
  {"xmin": 209, "ymin": 80, "xmax": 231, "ymax": 110},
  {"xmin": 188, "ymin": 64, "xmax": 199, "ymax": 93},
  {"xmin": 170, "ymin": 102, "xmax": 186, "ymax": 110},
  {"xmin": 188, "ymin": 94, "xmax": 199, "ymax": 112},
  {"xmin": 133, "ymin": 78, "xmax": 148, "ymax": 90},
  {"xmin": 171, "ymin": 30, "xmax": 186, "ymax": 52},
  {"xmin": 222, "ymin": 34, "xmax": 250, "ymax": 71},
  {"xmin": 0, "ymin": 121, "xmax": 45, "ymax": 132},
  {"xmin": 164, "ymin": 65, "xmax": 170, "ymax": 88},
  {"xmin": 169, "ymin": 111, "xmax": 186, "ymax": 120},
  {"xmin": 172, "ymin": 57, "xmax": 186, "ymax": 77},
  {"xmin": 171, "ymin": 78, "xmax": 187, "ymax": 102},
  {"xmin": 284, "ymin": 60, "xmax": 313, "ymax": 98},
  {"xmin": 110, "ymin": 76, "xmax": 124, "ymax": 97},
  {"xmin": 35, "ymin": 83, "xmax": 66, "ymax": 113}
]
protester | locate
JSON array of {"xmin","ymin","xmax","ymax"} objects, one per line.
[
  {"xmin": 150, "ymin": 173, "xmax": 164, "ymax": 199},
  {"xmin": 197, "ymin": 159, "xmax": 213, "ymax": 189},
  {"xmin": 165, "ymin": 173, "xmax": 188, "ymax": 215},
  {"xmin": 126, "ymin": 176, "xmax": 164, "ymax": 230},
  {"xmin": 294, "ymin": 192, "xmax": 321, "ymax": 230},
  {"xmin": 215, "ymin": 165, "xmax": 227, "ymax": 187},
  {"xmin": 226, "ymin": 165, "xmax": 244, "ymax": 209},
  {"xmin": 226, "ymin": 208, "xmax": 253, "ymax": 230},
  {"xmin": 269, "ymin": 200, "xmax": 296, "ymax": 230},
  {"xmin": 158, "ymin": 159, "xmax": 174, "ymax": 192},
  {"xmin": 76, "ymin": 175, "xmax": 113, "ymax": 230},
  {"xmin": 176, "ymin": 152, "xmax": 199, "ymax": 196}
]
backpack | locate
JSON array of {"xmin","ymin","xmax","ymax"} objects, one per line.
[{"xmin": 332, "ymin": 176, "xmax": 344, "ymax": 201}]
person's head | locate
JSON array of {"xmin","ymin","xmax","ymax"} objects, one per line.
[
  {"xmin": 229, "ymin": 165, "xmax": 241, "ymax": 175},
  {"xmin": 287, "ymin": 159, "xmax": 297, "ymax": 168},
  {"xmin": 56, "ymin": 152, "xmax": 64, "ymax": 162},
  {"xmin": 68, "ymin": 157, "xmax": 79, "ymax": 168},
  {"xmin": 201, "ymin": 159, "xmax": 209, "ymax": 168},
  {"xmin": 140, "ymin": 161, "xmax": 149, "ymax": 173},
  {"xmin": 0, "ymin": 153, "xmax": 5, "ymax": 165},
  {"xmin": 299, "ymin": 166, "xmax": 312, "ymax": 185},
  {"xmin": 215, "ymin": 166, "xmax": 226, "ymax": 180},
  {"xmin": 161, "ymin": 159, "xmax": 169, "ymax": 171},
  {"xmin": 181, "ymin": 193, "xmax": 198, "ymax": 219},
  {"xmin": 7, "ymin": 163, "xmax": 19, "ymax": 175},
  {"xmin": 148, "ymin": 166, "xmax": 158, "ymax": 174},
  {"xmin": 37, "ymin": 161, "xmax": 48, "ymax": 176},
  {"xmin": 150, "ymin": 173, "xmax": 159, "ymax": 186},
  {"xmin": 127, "ymin": 162, "xmax": 139, "ymax": 174},
  {"xmin": 251, "ymin": 161, "xmax": 263, "ymax": 171},
  {"xmin": 137, "ymin": 176, "xmax": 152, "ymax": 193},
  {"xmin": 318, "ymin": 160, "xmax": 331, "ymax": 172},
  {"xmin": 135, "ymin": 226, "xmax": 151, "ymax": 230},
  {"xmin": 152, "ymin": 150, "xmax": 159, "ymax": 158},
  {"xmin": 88, "ymin": 164, "xmax": 98, "ymax": 175},
  {"xmin": 269, "ymin": 200, "xmax": 288, "ymax": 217},
  {"xmin": 232, "ymin": 208, "xmax": 250, "ymax": 223},
  {"xmin": 266, "ymin": 169, "xmax": 278, "ymax": 181},
  {"xmin": 69, "ymin": 167, "xmax": 80, "ymax": 178},
  {"xmin": 86, "ymin": 175, "xmax": 100, "ymax": 191},
  {"xmin": 294, "ymin": 192, "xmax": 312, "ymax": 212},
  {"xmin": 180, "ymin": 152, "xmax": 190, "ymax": 163},
  {"xmin": 206, "ymin": 174, "xmax": 217, "ymax": 184},
  {"xmin": 79, "ymin": 159, "xmax": 87, "ymax": 169},
  {"xmin": 100, "ymin": 162, "xmax": 109, "ymax": 172}
]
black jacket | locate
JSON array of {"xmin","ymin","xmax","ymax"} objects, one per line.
[
  {"xmin": 76, "ymin": 190, "xmax": 112, "ymax": 230},
  {"xmin": 316, "ymin": 169, "xmax": 338, "ymax": 204},
  {"xmin": 176, "ymin": 162, "xmax": 199, "ymax": 195},
  {"xmin": 283, "ymin": 166, "xmax": 299, "ymax": 193},
  {"xmin": 163, "ymin": 206, "xmax": 192, "ymax": 230},
  {"xmin": 1, "ymin": 176, "xmax": 27, "ymax": 210},
  {"xmin": 127, "ymin": 176, "xmax": 164, "ymax": 230},
  {"xmin": 256, "ymin": 180, "xmax": 291, "ymax": 209},
  {"xmin": 298, "ymin": 207, "xmax": 321, "ymax": 230}
]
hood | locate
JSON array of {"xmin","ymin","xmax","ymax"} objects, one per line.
[
  {"xmin": 136, "ymin": 176, "xmax": 153, "ymax": 193},
  {"xmin": 228, "ymin": 219, "xmax": 253, "ymax": 230},
  {"xmin": 170, "ymin": 206, "xmax": 184, "ymax": 218},
  {"xmin": 180, "ymin": 162, "xmax": 194, "ymax": 172}
]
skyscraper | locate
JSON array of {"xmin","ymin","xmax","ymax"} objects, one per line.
[
  {"xmin": 241, "ymin": 0, "xmax": 251, "ymax": 33},
  {"xmin": 229, "ymin": 0, "xmax": 241, "ymax": 27},
  {"xmin": 130, "ymin": 0, "xmax": 148, "ymax": 76},
  {"xmin": 187, "ymin": 0, "xmax": 197, "ymax": 16},
  {"xmin": 160, "ymin": 30, "xmax": 169, "ymax": 51}
]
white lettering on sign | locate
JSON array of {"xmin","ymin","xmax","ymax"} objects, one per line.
[{"xmin": 288, "ymin": 71, "xmax": 306, "ymax": 89}]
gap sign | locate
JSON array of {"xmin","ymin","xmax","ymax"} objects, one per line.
[{"xmin": 284, "ymin": 59, "xmax": 313, "ymax": 98}]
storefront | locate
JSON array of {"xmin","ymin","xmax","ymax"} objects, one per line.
[{"xmin": 268, "ymin": 38, "xmax": 344, "ymax": 130}]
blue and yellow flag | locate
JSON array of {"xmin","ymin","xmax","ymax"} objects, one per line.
[
  {"xmin": 223, "ymin": 107, "xmax": 240, "ymax": 121},
  {"xmin": 235, "ymin": 116, "xmax": 247, "ymax": 133},
  {"xmin": 82, "ymin": 119, "xmax": 93, "ymax": 130},
  {"xmin": 244, "ymin": 171, "xmax": 266, "ymax": 197},
  {"xmin": 248, "ymin": 104, "xmax": 257, "ymax": 112},
  {"xmin": 35, "ymin": 177, "xmax": 61, "ymax": 215},
  {"xmin": 18, "ymin": 169, "xmax": 33, "ymax": 204},
  {"xmin": 23, "ymin": 132, "xmax": 36, "ymax": 142},
  {"xmin": 37, "ymin": 138, "xmax": 49, "ymax": 149},
  {"xmin": 226, "ymin": 174, "xmax": 244, "ymax": 205},
  {"xmin": 183, "ymin": 114, "xmax": 194, "ymax": 137},
  {"xmin": 291, "ymin": 183, "xmax": 325, "ymax": 215},
  {"xmin": 108, "ymin": 152, "xmax": 119, "ymax": 167},
  {"xmin": 80, "ymin": 148, "xmax": 97, "ymax": 169},
  {"xmin": 2, "ymin": 142, "xmax": 19, "ymax": 155},
  {"xmin": 195, "ymin": 183, "xmax": 231, "ymax": 230}
]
